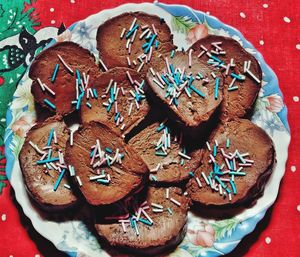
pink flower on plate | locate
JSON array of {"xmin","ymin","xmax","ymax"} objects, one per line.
[
  {"xmin": 11, "ymin": 113, "xmax": 36, "ymax": 138},
  {"xmin": 266, "ymin": 94, "xmax": 284, "ymax": 113},
  {"xmin": 187, "ymin": 222, "xmax": 215, "ymax": 247},
  {"xmin": 186, "ymin": 24, "xmax": 208, "ymax": 45}
]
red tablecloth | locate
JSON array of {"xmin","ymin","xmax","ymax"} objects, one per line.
[{"xmin": 1, "ymin": 1, "xmax": 299, "ymax": 256}]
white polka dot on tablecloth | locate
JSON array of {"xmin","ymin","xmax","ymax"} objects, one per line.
[
  {"xmin": 265, "ymin": 237, "xmax": 272, "ymax": 244},
  {"xmin": 9, "ymin": 255, "xmax": 13, "ymax": 257},
  {"xmin": 263, "ymin": 3, "xmax": 269, "ymax": 8},
  {"xmin": 206, "ymin": 11, "xmax": 210, "ymax": 15},
  {"xmin": 50, "ymin": 8, "xmax": 54, "ymax": 12},
  {"xmin": 1, "ymin": 214, "xmax": 6, "ymax": 221},
  {"xmin": 51, "ymin": 20, "xmax": 55, "ymax": 24},
  {"xmin": 297, "ymin": 205, "xmax": 300, "ymax": 212},
  {"xmin": 240, "ymin": 12, "xmax": 246, "ymax": 18},
  {"xmin": 70, "ymin": 0, "xmax": 75, "ymax": 3},
  {"xmin": 283, "ymin": 16, "xmax": 291, "ymax": 23},
  {"xmin": 291, "ymin": 165, "xmax": 296, "ymax": 172},
  {"xmin": 35, "ymin": 254, "xmax": 40, "ymax": 257},
  {"xmin": 259, "ymin": 40, "xmax": 264, "ymax": 45},
  {"xmin": 293, "ymin": 96, "xmax": 299, "ymax": 102}
]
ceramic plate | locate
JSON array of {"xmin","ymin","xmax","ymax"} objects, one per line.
[{"xmin": 4, "ymin": 2, "xmax": 290, "ymax": 257}]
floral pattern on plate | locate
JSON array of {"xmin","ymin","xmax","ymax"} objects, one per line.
[{"xmin": 4, "ymin": 3, "xmax": 290, "ymax": 257}]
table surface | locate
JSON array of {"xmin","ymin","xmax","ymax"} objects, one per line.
[{"xmin": 0, "ymin": 0, "xmax": 299, "ymax": 256}]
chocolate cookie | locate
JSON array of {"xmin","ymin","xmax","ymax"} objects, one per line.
[
  {"xmin": 29, "ymin": 41, "xmax": 101, "ymax": 116},
  {"xmin": 80, "ymin": 67, "xmax": 150, "ymax": 137},
  {"xmin": 146, "ymin": 51, "xmax": 224, "ymax": 127},
  {"xmin": 64, "ymin": 121, "xmax": 148, "ymax": 206},
  {"xmin": 187, "ymin": 119, "xmax": 275, "ymax": 207},
  {"xmin": 19, "ymin": 116, "xmax": 77, "ymax": 211},
  {"xmin": 96, "ymin": 12, "xmax": 176, "ymax": 74},
  {"xmin": 128, "ymin": 121, "xmax": 202, "ymax": 184},
  {"xmin": 190, "ymin": 35, "xmax": 262, "ymax": 120},
  {"xmin": 95, "ymin": 186, "xmax": 189, "ymax": 255}
]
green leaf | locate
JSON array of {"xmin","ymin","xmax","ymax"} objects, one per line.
[
  {"xmin": 0, "ymin": 181, "xmax": 7, "ymax": 194},
  {"xmin": 211, "ymin": 218, "xmax": 240, "ymax": 240},
  {"xmin": 171, "ymin": 16, "xmax": 196, "ymax": 34},
  {"xmin": 0, "ymin": 0, "xmax": 39, "ymax": 39}
]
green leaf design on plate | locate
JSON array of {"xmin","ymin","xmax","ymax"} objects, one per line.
[
  {"xmin": 211, "ymin": 218, "xmax": 240, "ymax": 240},
  {"xmin": 171, "ymin": 16, "xmax": 196, "ymax": 34}
]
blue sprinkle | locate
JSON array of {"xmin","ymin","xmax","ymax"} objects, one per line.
[
  {"xmin": 105, "ymin": 147, "xmax": 113, "ymax": 153},
  {"xmin": 210, "ymin": 55, "xmax": 223, "ymax": 63},
  {"xmin": 90, "ymin": 149, "xmax": 94, "ymax": 158},
  {"xmin": 144, "ymin": 34, "xmax": 157, "ymax": 54},
  {"xmin": 125, "ymin": 24, "xmax": 139, "ymax": 39},
  {"xmin": 37, "ymin": 157, "xmax": 59, "ymax": 165},
  {"xmin": 230, "ymin": 180, "xmax": 237, "ymax": 195},
  {"xmin": 169, "ymin": 64, "xmax": 175, "ymax": 74},
  {"xmin": 114, "ymin": 112, "xmax": 120, "ymax": 122},
  {"xmin": 213, "ymin": 145, "xmax": 217, "ymax": 157},
  {"xmin": 44, "ymin": 99, "xmax": 56, "ymax": 110},
  {"xmin": 139, "ymin": 218, "xmax": 152, "ymax": 226},
  {"xmin": 189, "ymin": 171, "xmax": 194, "ymax": 177},
  {"xmin": 47, "ymin": 149, "xmax": 52, "ymax": 159},
  {"xmin": 47, "ymin": 128, "xmax": 54, "ymax": 146},
  {"xmin": 190, "ymin": 85, "xmax": 205, "ymax": 98},
  {"xmin": 231, "ymin": 73, "xmax": 244, "ymax": 81},
  {"xmin": 51, "ymin": 64, "xmax": 59, "ymax": 83},
  {"xmin": 106, "ymin": 103, "xmax": 112, "ymax": 112},
  {"xmin": 86, "ymin": 102, "xmax": 92, "ymax": 109},
  {"xmin": 170, "ymin": 50, "xmax": 175, "ymax": 58},
  {"xmin": 53, "ymin": 169, "xmax": 65, "ymax": 191},
  {"xmin": 214, "ymin": 78, "xmax": 220, "ymax": 99},
  {"xmin": 93, "ymin": 88, "xmax": 98, "ymax": 98},
  {"xmin": 76, "ymin": 70, "xmax": 81, "ymax": 83},
  {"xmin": 155, "ymin": 40, "xmax": 159, "ymax": 49}
]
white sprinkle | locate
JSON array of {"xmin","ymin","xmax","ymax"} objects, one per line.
[
  {"xmin": 1, "ymin": 214, "xmax": 6, "ymax": 221},
  {"xmin": 151, "ymin": 24, "xmax": 158, "ymax": 35},
  {"xmin": 196, "ymin": 177, "xmax": 202, "ymax": 188},
  {"xmin": 165, "ymin": 57, "xmax": 171, "ymax": 74},
  {"xmin": 43, "ymin": 83, "xmax": 55, "ymax": 96},
  {"xmin": 130, "ymin": 28, "xmax": 138, "ymax": 43},
  {"xmin": 126, "ymin": 71, "xmax": 134, "ymax": 84},
  {"xmin": 99, "ymin": 59, "xmax": 108, "ymax": 71},
  {"xmin": 166, "ymin": 188, "xmax": 170, "ymax": 199},
  {"xmin": 219, "ymin": 184, "xmax": 223, "ymax": 195},
  {"xmin": 291, "ymin": 165, "xmax": 296, "ymax": 172},
  {"xmin": 69, "ymin": 165, "xmax": 75, "ymax": 177},
  {"xmin": 126, "ymin": 57, "xmax": 131, "ymax": 67},
  {"xmin": 57, "ymin": 54, "xmax": 74, "ymax": 74},
  {"xmin": 137, "ymin": 62, "xmax": 144, "ymax": 73},
  {"xmin": 153, "ymin": 78, "xmax": 164, "ymax": 89},
  {"xmin": 151, "ymin": 203, "xmax": 163, "ymax": 209},
  {"xmin": 211, "ymin": 72, "xmax": 216, "ymax": 79},
  {"xmin": 170, "ymin": 197, "xmax": 181, "ymax": 207},
  {"xmin": 259, "ymin": 40, "xmax": 265, "ymax": 45},
  {"xmin": 178, "ymin": 151, "xmax": 191, "ymax": 160},
  {"xmin": 126, "ymin": 39, "xmax": 130, "ymax": 49},
  {"xmin": 200, "ymin": 44, "xmax": 208, "ymax": 51},
  {"xmin": 150, "ymin": 67, "xmax": 156, "ymax": 76},
  {"xmin": 106, "ymin": 79, "xmax": 113, "ymax": 93},
  {"xmin": 188, "ymin": 49, "xmax": 193, "ymax": 68},
  {"xmin": 240, "ymin": 12, "xmax": 246, "ymax": 18},
  {"xmin": 140, "ymin": 28, "xmax": 150, "ymax": 39},
  {"xmin": 293, "ymin": 96, "xmax": 299, "ymax": 102},
  {"xmin": 206, "ymin": 141, "xmax": 211, "ymax": 151},
  {"xmin": 129, "ymin": 17, "xmax": 137, "ymax": 31},
  {"xmin": 229, "ymin": 77, "xmax": 236, "ymax": 88},
  {"xmin": 120, "ymin": 124, "xmax": 125, "ymax": 131},
  {"xmin": 90, "ymin": 175, "xmax": 106, "ymax": 181},
  {"xmin": 70, "ymin": 130, "xmax": 74, "ymax": 146},
  {"xmin": 37, "ymin": 78, "xmax": 45, "ymax": 91},
  {"xmin": 64, "ymin": 184, "xmax": 71, "ymax": 189},
  {"xmin": 263, "ymin": 3, "xmax": 269, "ymax": 8},
  {"xmin": 283, "ymin": 16, "xmax": 291, "ymax": 23},
  {"xmin": 246, "ymin": 69, "xmax": 261, "ymax": 83},
  {"xmin": 29, "ymin": 141, "xmax": 46, "ymax": 155},
  {"xmin": 120, "ymin": 28, "xmax": 126, "ymax": 39},
  {"xmin": 229, "ymin": 193, "xmax": 232, "ymax": 201},
  {"xmin": 265, "ymin": 237, "xmax": 271, "ymax": 244},
  {"xmin": 76, "ymin": 176, "xmax": 83, "ymax": 186},
  {"xmin": 201, "ymin": 172, "xmax": 210, "ymax": 185},
  {"xmin": 141, "ymin": 209, "xmax": 153, "ymax": 224},
  {"xmin": 225, "ymin": 64, "xmax": 231, "ymax": 76},
  {"xmin": 152, "ymin": 208, "xmax": 164, "ymax": 213},
  {"xmin": 128, "ymin": 102, "xmax": 133, "ymax": 116}
]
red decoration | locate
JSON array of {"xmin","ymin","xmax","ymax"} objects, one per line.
[{"xmin": 1, "ymin": 1, "xmax": 299, "ymax": 257}]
